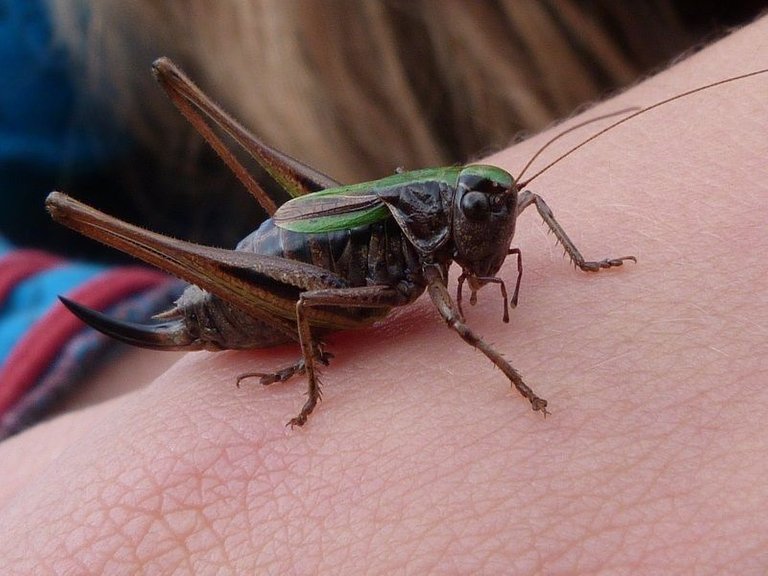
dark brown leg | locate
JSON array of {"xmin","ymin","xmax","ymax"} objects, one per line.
[
  {"xmin": 152, "ymin": 58, "xmax": 338, "ymax": 213},
  {"xmin": 236, "ymin": 350, "xmax": 332, "ymax": 386},
  {"xmin": 424, "ymin": 265, "xmax": 549, "ymax": 415},
  {"xmin": 287, "ymin": 286, "xmax": 409, "ymax": 427},
  {"xmin": 517, "ymin": 190, "xmax": 636, "ymax": 271}
]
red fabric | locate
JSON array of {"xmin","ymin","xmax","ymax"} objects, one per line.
[
  {"xmin": 0, "ymin": 249, "xmax": 63, "ymax": 302},
  {"xmin": 0, "ymin": 267, "xmax": 169, "ymax": 413}
]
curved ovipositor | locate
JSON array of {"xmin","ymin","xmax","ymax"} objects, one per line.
[{"xmin": 59, "ymin": 296, "xmax": 200, "ymax": 350}]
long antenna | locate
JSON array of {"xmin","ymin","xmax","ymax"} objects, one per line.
[
  {"xmin": 515, "ymin": 108, "xmax": 638, "ymax": 182},
  {"xmin": 517, "ymin": 68, "xmax": 768, "ymax": 189}
]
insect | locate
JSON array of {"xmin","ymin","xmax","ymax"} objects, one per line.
[{"xmin": 46, "ymin": 59, "xmax": 767, "ymax": 426}]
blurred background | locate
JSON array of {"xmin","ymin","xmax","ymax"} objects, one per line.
[{"xmin": 3, "ymin": 0, "xmax": 766, "ymax": 258}]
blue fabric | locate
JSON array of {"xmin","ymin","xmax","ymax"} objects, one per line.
[
  {"xmin": 0, "ymin": 278, "xmax": 183, "ymax": 440},
  {"xmin": 0, "ymin": 235, "xmax": 11, "ymax": 255},
  {"xmin": 0, "ymin": 252, "xmax": 106, "ymax": 363},
  {"xmin": 0, "ymin": 0, "xmax": 110, "ymax": 169},
  {"xmin": 0, "ymin": 0, "xmax": 126, "ymax": 243}
]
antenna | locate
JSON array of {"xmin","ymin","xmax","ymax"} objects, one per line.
[
  {"xmin": 515, "ymin": 108, "xmax": 639, "ymax": 182},
  {"xmin": 517, "ymin": 68, "xmax": 768, "ymax": 190}
]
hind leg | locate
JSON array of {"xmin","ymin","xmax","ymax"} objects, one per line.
[{"xmin": 236, "ymin": 349, "xmax": 333, "ymax": 387}]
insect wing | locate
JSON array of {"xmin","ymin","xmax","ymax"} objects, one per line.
[{"xmin": 273, "ymin": 190, "xmax": 389, "ymax": 233}]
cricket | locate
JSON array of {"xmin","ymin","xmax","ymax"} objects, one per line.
[{"xmin": 46, "ymin": 58, "xmax": 767, "ymax": 426}]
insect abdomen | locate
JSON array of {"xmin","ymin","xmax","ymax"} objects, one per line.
[
  {"xmin": 237, "ymin": 218, "xmax": 423, "ymax": 292},
  {"xmin": 172, "ymin": 285, "xmax": 293, "ymax": 350}
]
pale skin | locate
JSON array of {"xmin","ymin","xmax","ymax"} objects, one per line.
[{"xmin": 1, "ymin": 17, "xmax": 767, "ymax": 574}]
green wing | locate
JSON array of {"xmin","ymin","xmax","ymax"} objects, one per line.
[
  {"xmin": 272, "ymin": 187, "xmax": 389, "ymax": 233},
  {"xmin": 272, "ymin": 167, "xmax": 462, "ymax": 233}
]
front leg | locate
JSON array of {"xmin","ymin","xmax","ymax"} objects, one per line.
[
  {"xmin": 423, "ymin": 265, "xmax": 549, "ymax": 415},
  {"xmin": 517, "ymin": 190, "xmax": 636, "ymax": 271}
]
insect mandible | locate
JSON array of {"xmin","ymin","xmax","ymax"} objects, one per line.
[{"xmin": 45, "ymin": 59, "xmax": 767, "ymax": 426}]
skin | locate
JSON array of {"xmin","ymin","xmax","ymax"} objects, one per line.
[{"xmin": 1, "ymin": 16, "xmax": 767, "ymax": 574}]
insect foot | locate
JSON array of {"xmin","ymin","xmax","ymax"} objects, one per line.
[
  {"xmin": 287, "ymin": 383, "xmax": 324, "ymax": 428},
  {"xmin": 236, "ymin": 350, "xmax": 333, "ymax": 387},
  {"xmin": 578, "ymin": 255, "xmax": 636, "ymax": 272}
]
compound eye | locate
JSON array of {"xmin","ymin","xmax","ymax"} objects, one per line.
[{"xmin": 460, "ymin": 191, "xmax": 490, "ymax": 221}]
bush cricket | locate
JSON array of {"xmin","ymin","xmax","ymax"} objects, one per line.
[{"xmin": 46, "ymin": 59, "xmax": 767, "ymax": 426}]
